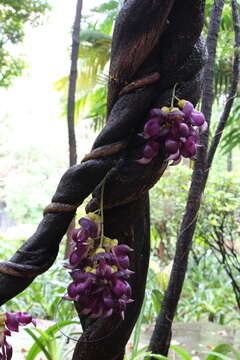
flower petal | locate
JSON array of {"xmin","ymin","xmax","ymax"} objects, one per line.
[{"xmin": 5, "ymin": 313, "xmax": 18, "ymax": 332}]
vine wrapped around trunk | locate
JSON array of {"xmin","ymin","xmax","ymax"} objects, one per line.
[{"xmin": 0, "ymin": 1, "xmax": 206, "ymax": 359}]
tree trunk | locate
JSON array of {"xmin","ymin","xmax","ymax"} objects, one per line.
[{"xmin": 65, "ymin": 0, "xmax": 83, "ymax": 259}]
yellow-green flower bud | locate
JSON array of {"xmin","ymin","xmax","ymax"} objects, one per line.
[
  {"xmin": 169, "ymin": 107, "xmax": 179, "ymax": 112},
  {"xmin": 178, "ymin": 99, "xmax": 186, "ymax": 109},
  {"xmin": 85, "ymin": 266, "xmax": 92, "ymax": 273},
  {"xmin": 103, "ymin": 236, "xmax": 111, "ymax": 247},
  {"xmin": 95, "ymin": 248, "xmax": 105, "ymax": 254},
  {"xmin": 87, "ymin": 212, "xmax": 101, "ymax": 224},
  {"xmin": 111, "ymin": 239, "xmax": 118, "ymax": 247},
  {"xmin": 111, "ymin": 266, "xmax": 118, "ymax": 273},
  {"xmin": 161, "ymin": 106, "xmax": 170, "ymax": 114},
  {"xmin": 87, "ymin": 238, "xmax": 94, "ymax": 247}
]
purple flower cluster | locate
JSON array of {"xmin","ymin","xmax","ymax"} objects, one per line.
[
  {"xmin": 137, "ymin": 100, "xmax": 207, "ymax": 165},
  {"xmin": 65, "ymin": 213, "xmax": 134, "ymax": 319},
  {"xmin": 0, "ymin": 312, "xmax": 36, "ymax": 360}
]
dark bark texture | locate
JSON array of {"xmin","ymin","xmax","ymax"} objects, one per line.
[{"xmin": 0, "ymin": 1, "xmax": 206, "ymax": 359}]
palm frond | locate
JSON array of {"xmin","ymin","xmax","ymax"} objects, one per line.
[{"xmin": 221, "ymin": 100, "xmax": 240, "ymax": 153}]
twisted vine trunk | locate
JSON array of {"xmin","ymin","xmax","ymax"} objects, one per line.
[{"xmin": 0, "ymin": 1, "xmax": 207, "ymax": 359}]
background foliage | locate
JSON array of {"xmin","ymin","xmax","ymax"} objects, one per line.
[{"xmin": 0, "ymin": 0, "xmax": 50, "ymax": 87}]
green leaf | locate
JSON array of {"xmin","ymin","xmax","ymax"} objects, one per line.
[
  {"xmin": 131, "ymin": 296, "xmax": 147, "ymax": 359},
  {"xmin": 25, "ymin": 328, "xmax": 52, "ymax": 360},
  {"xmin": 149, "ymin": 354, "xmax": 169, "ymax": 359},
  {"xmin": 170, "ymin": 345, "xmax": 192, "ymax": 360},
  {"xmin": 204, "ymin": 344, "xmax": 240, "ymax": 360},
  {"xmin": 25, "ymin": 321, "xmax": 79, "ymax": 360}
]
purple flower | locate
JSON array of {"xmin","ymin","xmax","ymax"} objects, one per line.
[
  {"xmin": 112, "ymin": 279, "xmax": 129, "ymax": 297},
  {"xmin": 168, "ymin": 109, "xmax": 184, "ymax": 122},
  {"xmin": 137, "ymin": 103, "xmax": 206, "ymax": 165},
  {"xmin": 0, "ymin": 338, "xmax": 12, "ymax": 360},
  {"xmin": 76, "ymin": 242, "xmax": 89, "ymax": 261},
  {"xmin": 180, "ymin": 100, "xmax": 194, "ymax": 117},
  {"xmin": 0, "ymin": 312, "xmax": 36, "ymax": 360},
  {"xmin": 113, "ymin": 245, "xmax": 133, "ymax": 255},
  {"xmin": 165, "ymin": 139, "xmax": 179, "ymax": 154},
  {"xmin": 201, "ymin": 120, "xmax": 208, "ymax": 132},
  {"xmin": 149, "ymin": 108, "xmax": 165, "ymax": 117},
  {"xmin": 181, "ymin": 137, "xmax": 197, "ymax": 158},
  {"xmin": 69, "ymin": 251, "xmax": 81, "ymax": 267},
  {"xmin": 143, "ymin": 118, "xmax": 161, "ymax": 139},
  {"xmin": 158, "ymin": 127, "xmax": 170, "ymax": 138},
  {"xmin": 190, "ymin": 110, "xmax": 205, "ymax": 126},
  {"xmin": 14, "ymin": 312, "xmax": 36, "ymax": 327},
  {"xmin": 178, "ymin": 123, "xmax": 189, "ymax": 137},
  {"xmin": 144, "ymin": 140, "xmax": 160, "ymax": 158},
  {"xmin": 70, "ymin": 270, "xmax": 87, "ymax": 281},
  {"xmin": 66, "ymin": 215, "xmax": 134, "ymax": 319},
  {"xmin": 136, "ymin": 140, "xmax": 160, "ymax": 164},
  {"xmin": 67, "ymin": 276, "xmax": 93, "ymax": 298},
  {"xmin": 5, "ymin": 313, "xmax": 18, "ymax": 333},
  {"xmin": 96, "ymin": 258, "xmax": 112, "ymax": 279},
  {"xmin": 79, "ymin": 217, "xmax": 100, "ymax": 239}
]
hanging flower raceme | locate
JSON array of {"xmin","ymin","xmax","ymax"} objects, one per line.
[
  {"xmin": 0, "ymin": 312, "xmax": 36, "ymax": 360},
  {"xmin": 137, "ymin": 98, "xmax": 207, "ymax": 166},
  {"xmin": 64, "ymin": 212, "xmax": 134, "ymax": 320}
]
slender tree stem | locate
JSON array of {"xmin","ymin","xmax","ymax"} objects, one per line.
[
  {"xmin": 67, "ymin": 0, "xmax": 83, "ymax": 167},
  {"xmin": 65, "ymin": 0, "xmax": 83, "ymax": 259}
]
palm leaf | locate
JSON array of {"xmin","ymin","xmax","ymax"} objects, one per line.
[{"xmin": 25, "ymin": 320, "xmax": 79, "ymax": 360}]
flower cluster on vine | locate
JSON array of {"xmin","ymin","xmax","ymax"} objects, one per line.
[
  {"xmin": 138, "ymin": 99, "xmax": 207, "ymax": 165},
  {"xmin": 64, "ymin": 213, "xmax": 134, "ymax": 320}
]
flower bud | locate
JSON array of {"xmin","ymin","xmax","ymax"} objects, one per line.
[
  {"xmin": 190, "ymin": 110, "xmax": 205, "ymax": 126},
  {"xmin": 5, "ymin": 313, "xmax": 19, "ymax": 332},
  {"xmin": 161, "ymin": 106, "xmax": 170, "ymax": 115},
  {"xmin": 69, "ymin": 251, "xmax": 81, "ymax": 267},
  {"xmin": 143, "ymin": 141, "xmax": 159, "ymax": 159},
  {"xmin": 79, "ymin": 217, "xmax": 99, "ymax": 238},
  {"xmin": 178, "ymin": 100, "xmax": 194, "ymax": 117},
  {"xmin": 165, "ymin": 139, "xmax": 179, "ymax": 154},
  {"xmin": 112, "ymin": 279, "xmax": 127, "ymax": 297},
  {"xmin": 144, "ymin": 118, "xmax": 161, "ymax": 138},
  {"xmin": 168, "ymin": 109, "xmax": 184, "ymax": 122},
  {"xmin": 149, "ymin": 108, "xmax": 164, "ymax": 117},
  {"xmin": 178, "ymin": 123, "xmax": 190, "ymax": 137}
]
